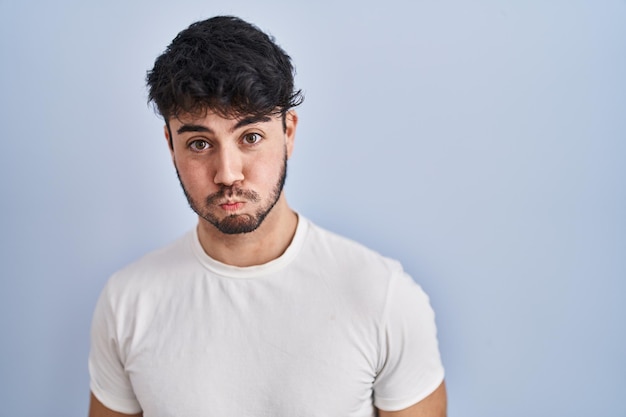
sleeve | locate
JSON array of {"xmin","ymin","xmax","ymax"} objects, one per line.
[
  {"xmin": 88, "ymin": 281, "xmax": 143, "ymax": 415},
  {"xmin": 372, "ymin": 270, "xmax": 445, "ymax": 412}
]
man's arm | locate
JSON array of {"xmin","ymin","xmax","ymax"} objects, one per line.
[
  {"xmin": 88, "ymin": 393, "xmax": 143, "ymax": 417},
  {"xmin": 378, "ymin": 381, "xmax": 447, "ymax": 417}
]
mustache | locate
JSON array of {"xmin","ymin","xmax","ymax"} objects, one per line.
[{"xmin": 206, "ymin": 187, "xmax": 261, "ymax": 205}]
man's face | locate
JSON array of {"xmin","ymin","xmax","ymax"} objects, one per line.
[{"xmin": 166, "ymin": 110, "xmax": 297, "ymax": 235}]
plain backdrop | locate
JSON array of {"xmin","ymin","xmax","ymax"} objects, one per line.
[{"xmin": 0, "ymin": 1, "xmax": 624, "ymax": 416}]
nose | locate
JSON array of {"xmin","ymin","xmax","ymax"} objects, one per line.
[{"xmin": 213, "ymin": 146, "xmax": 244, "ymax": 186}]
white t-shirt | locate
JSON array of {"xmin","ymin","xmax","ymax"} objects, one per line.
[{"xmin": 89, "ymin": 217, "xmax": 444, "ymax": 416}]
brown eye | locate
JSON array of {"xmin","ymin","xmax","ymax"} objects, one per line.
[
  {"xmin": 190, "ymin": 140, "xmax": 210, "ymax": 151},
  {"xmin": 243, "ymin": 133, "xmax": 262, "ymax": 145}
]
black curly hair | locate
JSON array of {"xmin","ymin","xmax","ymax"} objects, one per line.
[{"xmin": 146, "ymin": 16, "xmax": 303, "ymax": 126}]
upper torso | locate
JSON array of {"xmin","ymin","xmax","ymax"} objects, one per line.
[{"xmin": 89, "ymin": 217, "xmax": 444, "ymax": 416}]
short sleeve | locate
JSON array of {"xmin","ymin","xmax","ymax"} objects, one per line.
[
  {"xmin": 372, "ymin": 271, "xmax": 445, "ymax": 412},
  {"xmin": 88, "ymin": 282, "xmax": 143, "ymax": 414}
]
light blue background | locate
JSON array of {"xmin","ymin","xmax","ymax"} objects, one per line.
[{"xmin": 1, "ymin": 1, "xmax": 624, "ymax": 416}]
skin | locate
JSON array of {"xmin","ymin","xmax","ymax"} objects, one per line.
[
  {"xmin": 167, "ymin": 109, "xmax": 298, "ymax": 267},
  {"xmin": 89, "ymin": 109, "xmax": 447, "ymax": 416}
]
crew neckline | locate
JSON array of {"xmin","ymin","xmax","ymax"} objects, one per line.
[{"xmin": 189, "ymin": 215, "xmax": 309, "ymax": 279}]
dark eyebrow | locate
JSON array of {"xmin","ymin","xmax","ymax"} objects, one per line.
[
  {"xmin": 232, "ymin": 115, "xmax": 272, "ymax": 132},
  {"xmin": 175, "ymin": 115, "xmax": 272, "ymax": 135},
  {"xmin": 176, "ymin": 124, "xmax": 214, "ymax": 135}
]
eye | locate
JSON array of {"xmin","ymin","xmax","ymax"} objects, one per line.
[
  {"xmin": 242, "ymin": 133, "xmax": 262, "ymax": 145},
  {"xmin": 189, "ymin": 139, "xmax": 210, "ymax": 151}
]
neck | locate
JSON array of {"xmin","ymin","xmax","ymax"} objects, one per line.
[{"xmin": 195, "ymin": 196, "xmax": 298, "ymax": 267}]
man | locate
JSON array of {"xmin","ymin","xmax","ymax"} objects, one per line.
[{"xmin": 89, "ymin": 16, "xmax": 446, "ymax": 417}]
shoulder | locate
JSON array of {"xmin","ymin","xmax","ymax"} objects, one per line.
[
  {"xmin": 300, "ymin": 220, "xmax": 412, "ymax": 311},
  {"xmin": 102, "ymin": 230, "xmax": 196, "ymax": 303},
  {"xmin": 304, "ymin": 219, "xmax": 405, "ymax": 278}
]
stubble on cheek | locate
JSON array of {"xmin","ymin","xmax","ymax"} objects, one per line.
[{"xmin": 174, "ymin": 151, "xmax": 288, "ymax": 235}]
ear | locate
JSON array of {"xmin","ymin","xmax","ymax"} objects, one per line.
[
  {"xmin": 164, "ymin": 124, "xmax": 175, "ymax": 159},
  {"xmin": 284, "ymin": 110, "xmax": 298, "ymax": 159}
]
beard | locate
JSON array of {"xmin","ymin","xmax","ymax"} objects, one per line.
[{"xmin": 175, "ymin": 153, "xmax": 288, "ymax": 235}]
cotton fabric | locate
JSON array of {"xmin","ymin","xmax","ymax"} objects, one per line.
[{"xmin": 89, "ymin": 217, "xmax": 444, "ymax": 416}]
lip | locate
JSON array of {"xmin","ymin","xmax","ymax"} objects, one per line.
[{"xmin": 219, "ymin": 202, "xmax": 244, "ymax": 212}]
